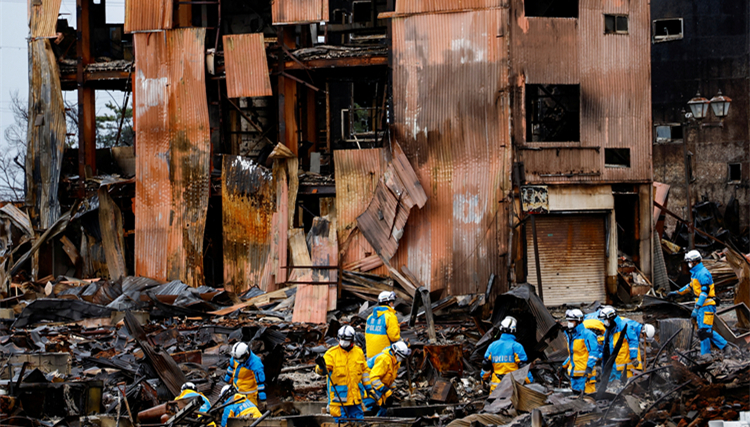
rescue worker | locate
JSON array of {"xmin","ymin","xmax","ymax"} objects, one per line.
[
  {"xmin": 173, "ymin": 382, "xmax": 214, "ymax": 427},
  {"xmin": 582, "ymin": 318, "xmax": 606, "ymax": 355},
  {"xmin": 366, "ymin": 291, "xmax": 402, "ymax": 359},
  {"xmin": 561, "ymin": 309, "xmax": 599, "ymax": 394},
  {"xmin": 481, "ymin": 316, "xmax": 533, "ymax": 391},
  {"xmin": 363, "ymin": 341, "xmax": 411, "ymax": 416},
  {"xmin": 223, "ymin": 342, "xmax": 266, "ymax": 406},
  {"xmin": 219, "ymin": 385, "xmax": 262, "ymax": 427},
  {"xmin": 668, "ymin": 250, "xmax": 728, "ymax": 357},
  {"xmin": 315, "ymin": 325, "xmax": 370, "ymax": 422},
  {"xmin": 621, "ymin": 319, "xmax": 655, "ymax": 378},
  {"xmin": 598, "ymin": 306, "xmax": 639, "ymax": 382}
]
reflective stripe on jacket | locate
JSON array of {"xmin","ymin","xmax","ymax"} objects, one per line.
[
  {"xmin": 220, "ymin": 394, "xmax": 261, "ymax": 427},
  {"xmin": 365, "ymin": 306, "xmax": 401, "ymax": 359},
  {"xmin": 602, "ymin": 317, "xmax": 639, "ymax": 372},
  {"xmin": 175, "ymin": 389, "xmax": 211, "ymax": 413},
  {"xmin": 481, "ymin": 334, "xmax": 530, "ymax": 389},
  {"xmin": 223, "ymin": 351, "xmax": 266, "ymax": 404},
  {"xmin": 563, "ymin": 323, "xmax": 599, "ymax": 377},
  {"xmin": 677, "ymin": 262, "xmax": 716, "ymax": 307},
  {"xmin": 367, "ymin": 347, "xmax": 400, "ymax": 404},
  {"xmin": 315, "ymin": 344, "xmax": 368, "ymax": 407}
]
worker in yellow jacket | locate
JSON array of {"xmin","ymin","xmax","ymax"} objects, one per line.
[
  {"xmin": 218, "ymin": 385, "xmax": 262, "ymax": 427},
  {"xmin": 316, "ymin": 326, "xmax": 370, "ymax": 422},
  {"xmin": 366, "ymin": 291, "xmax": 401, "ymax": 359},
  {"xmin": 175, "ymin": 382, "xmax": 215, "ymax": 427},
  {"xmin": 363, "ymin": 341, "xmax": 411, "ymax": 416},
  {"xmin": 561, "ymin": 309, "xmax": 599, "ymax": 394},
  {"xmin": 481, "ymin": 316, "xmax": 533, "ymax": 391},
  {"xmin": 223, "ymin": 342, "xmax": 266, "ymax": 406}
]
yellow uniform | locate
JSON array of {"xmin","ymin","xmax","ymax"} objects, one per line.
[
  {"xmin": 220, "ymin": 394, "xmax": 261, "ymax": 427},
  {"xmin": 365, "ymin": 306, "xmax": 401, "ymax": 359},
  {"xmin": 368, "ymin": 348, "xmax": 400, "ymax": 406},
  {"xmin": 315, "ymin": 344, "xmax": 369, "ymax": 419}
]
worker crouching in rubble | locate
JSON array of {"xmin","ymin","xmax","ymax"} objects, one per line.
[
  {"xmin": 481, "ymin": 316, "xmax": 533, "ymax": 391},
  {"xmin": 668, "ymin": 250, "xmax": 728, "ymax": 358},
  {"xmin": 316, "ymin": 325, "xmax": 370, "ymax": 422},
  {"xmin": 219, "ymin": 385, "xmax": 262, "ymax": 427},
  {"xmin": 561, "ymin": 309, "xmax": 599, "ymax": 394},
  {"xmin": 363, "ymin": 341, "xmax": 411, "ymax": 416},
  {"xmin": 224, "ymin": 342, "xmax": 266, "ymax": 407},
  {"xmin": 598, "ymin": 306, "xmax": 639, "ymax": 383},
  {"xmin": 366, "ymin": 291, "xmax": 402, "ymax": 359},
  {"xmin": 175, "ymin": 382, "xmax": 215, "ymax": 427}
]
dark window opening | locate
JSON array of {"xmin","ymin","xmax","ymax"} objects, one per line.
[
  {"xmin": 525, "ymin": 0, "xmax": 578, "ymax": 18},
  {"xmin": 605, "ymin": 148, "xmax": 631, "ymax": 168},
  {"xmin": 525, "ymin": 84, "xmax": 580, "ymax": 142},
  {"xmin": 352, "ymin": 1, "xmax": 372, "ymax": 23},
  {"xmin": 654, "ymin": 124, "xmax": 683, "ymax": 143},
  {"xmin": 728, "ymin": 163, "xmax": 742, "ymax": 182},
  {"xmin": 653, "ymin": 18, "xmax": 683, "ymax": 42},
  {"xmin": 605, "ymin": 14, "xmax": 628, "ymax": 34}
]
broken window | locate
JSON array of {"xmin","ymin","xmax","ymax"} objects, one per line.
[
  {"xmin": 654, "ymin": 124, "xmax": 683, "ymax": 143},
  {"xmin": 331, "ymin": 79, "xmax": 386, "ymax": 147},
  {"xmin": 653, "ymin": 18, "xmax": 683, "ymax": 42},
  {"xmin": 728, "ymin": 163, "xmax": 742, "ymax": 183},
  {"xmin": 525, "ymin": 84, "xmax": 580, "ymax": 142},
  {"xmin": 525, "ymin": 0, "xmax": 578, "ymax": 18},
  {"xmin": 605, "ymin": 148, "xmax": 631, "ymax": 168},
  {"xmin": 605, "ymin": 14, "xmax": 628, "ymax": 34}
]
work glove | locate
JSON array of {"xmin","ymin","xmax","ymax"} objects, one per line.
[
  {"xmin": 666, "ymin": 292, "xmax": 677, "ymax": 301},
  {"xmin": 481, "ymin": 359, "xmax": 492, "ymax": 372},
  {"xmin": 584, "ymin": 366, "xmax": 593, "ymax": 377},
  {"xmin": 691, "ymin": 309, "xmax": 698, "ymax": 319},
  {"xmin": 384, "ymin": 395, "xmax": 395, "ymax": 408},
  {"xmin": 557, "ymin": 365, "xmax": 567, "ymax": 378},
  {"xmin": 315, "ymin": 355, "xmax": 327, "ymax": 373}
]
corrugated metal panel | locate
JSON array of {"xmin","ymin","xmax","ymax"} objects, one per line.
[
  {"xmin": 511, "ymin": 0, "xmax": 652, "ymax": 184},
  {"xmin": 272, "ymin": 0, "xmax": 329, "ymax": 25},
  {"xmin": 522, "ymin": 147, "xmax": 601, "ymax": 181},
  {"xmin": 390, "ymin": 8, "xmax": 511, "ymax": 295},
  {"xmin": 334, "ymin": 149, "xmax": 387, "ymax": 274},
  {"xmin": 124, "ymin": 0, "xmax": 173, "ymax": 33},
  {"xmin": 29, "ymin": 0, "xmax": 62, "ymax": 38},
  {"xmin": 222, "ymin": 155, "xmax": 276, "ymax": 294},
  {"xmin": 395, "ymin": 0, "xmax": 504, "ymax": 14},
  {"xmin": 26, "ymin": 39, "xmax": 66, "ymax": 229},
  {"xmin": 526, "ymin": 214, "xmax": 607, "ymax": 306},
  {"xmin": 134, "ymin": 29, "xmax": 210, "ymax": 287},
  {"xmin": 223, "ymin": 34, "xmax": 273, "ymax": 98}
]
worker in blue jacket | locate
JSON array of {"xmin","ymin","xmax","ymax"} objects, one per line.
[
  {"xmin": 561, "ymin": 309, "xmax": 599, "ymax": 394},
  {"xmin": 224, "ymin": 342, "xmax": 266, "ymax": 406},
  {"xmin": 598, "ymin": 306, "xmax": 639, "ymax": 382},
  {"xmin": 668, "ymin": 250, "xmax": 728, "ymax": 356},
  {"xmin": 481, "ymin": 316, "xmax": 533, "ymax": 391},
  {"xmin": 218, "ymin": 385, "xmax": 261, "ymax": 427}
]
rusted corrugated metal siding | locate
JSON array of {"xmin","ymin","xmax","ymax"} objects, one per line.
[
  {"xmin": 395, "ymin": 0, "xmax": 504, "ymax": 14},
  {"xmin": 334, "ymin": 149, "xmax": 388, "ymax": 274},
  {"xmin": 222, "ymin": 156, "xmax": 276, "ymax": 294},
  {"xmin": 134, "ymin": 29, "xmax": 210, "ymax": 287},
  {"xmin": 223, "ymin": 34, "xmax": 273, "ymax": 99},
  {"xmin": 134, "ymin": 32, "xmax": 170, "ymax": 282},
  {"xmin": 124, "ymin": 0, "xmax": 173, "ymax": 33},
  {"xmin": 521, "ymin": 148, "xmax": 600, "ymax": 179},
  {"xmin": 526, "ymin": 214, "xmax": 607, "ymax": 306},
  {"xmin": 511, "ymin": 0, "xmax": 651, "ymax": 184},
  {"xmin": 29, "ymin": 0, "xmax": 62, "ymax": 38},
  {"xmin": 272, "ymin": 0, "xmax": 329, "ymax": 25},
  {"xmin": 390, "ymin": 8, "xmax": 511, "ymax": 295},
  {"xmin": 26, "ymin": 39, "xmax": 66, "ymax": 229}
]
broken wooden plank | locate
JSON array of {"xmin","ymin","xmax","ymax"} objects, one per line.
[
  {"xmin": 408, "ymin": 287, "xmax": 437, "ymax": 342},
  {"xmin": 59, "ymin": 236, "xmax": 81, "ymax": 267},
  {"xmin": 98, "ymin": 187, "xmax": 127, "ymax": 281},
  {"xmin": 309, "ymin": 217, "xmax": 338, "ymax": 311},
  {"xmin": 398, "ymin": 266, "xmax": 421, "ymax": 296},
  {"xmin": 208, "ymin": 285, "xmax": 297, "ymax": 315}
]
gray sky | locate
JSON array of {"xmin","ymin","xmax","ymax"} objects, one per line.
[{"xmin": 0, "ymin": 0, "xmax": 125, "ymax": 147}]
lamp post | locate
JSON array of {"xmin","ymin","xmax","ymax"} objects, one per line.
[{"xmin": 683, "ymin": 91, "xmax": 731, "ymax": 250}]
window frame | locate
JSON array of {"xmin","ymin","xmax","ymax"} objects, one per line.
[
  {"xmin": 653, "ymin": 123, "xmax": 683, "ymax": 144},
  {"xmin": 604, "ymin": 148, "xmax": 631, "ymax": 169},
  {"xmin": 652, "ymin": 18, "xmax": 684, "ymax": 43},
  {"xmin": 604, "ymin": 14, "xmax": 629, "ymax": 35},
  {"xmin": 728, "ymin": 163, "xmax": 742, "ymax": 184}
]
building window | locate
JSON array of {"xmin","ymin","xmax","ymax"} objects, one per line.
[
  {"xmin": 605, "ymin": 14, "xmax": 628, "ymax": 34},
  {"xmin": 653, "ymin": 18, "xmax": 683, "ymax": 43},
  {"xmin": 605, "ymin": 148, "xmax": 631, "ymax": 168},
  {"xmin": 654, "ymin": 124, "xmax": 683, "ymax": 143},
  {"xmin": 728, "ymin": 163, "xmax": 742, "ymax": 183},
  {"xmin": 525, "ymin": 84, "xmax": 580, "ymax": 142},
  {"xmin": 525, "ymin": 0, "xmax": 578, "ymax": 18}
]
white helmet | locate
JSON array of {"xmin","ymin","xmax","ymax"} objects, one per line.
[
  {"xmin": 337, "ymin": 325, "xmax": 356, "ymax": 350},
  {"xmin": 643, "ymin": 324, "xmax": 655, "ymax": 339},
  {"xmin": 181, "ymin": 382, "xmax": 196, "ymax": 392},
  {"xmin": 378, "ymin": 291, "xmax": 396, "ymax": 304},
  {"xmin": 598, "ymin": 306, "xmax": 617, "ymax": 328},
  {"xmin": 391, "ymin": 341, "xmax": 411, "ymax": 362},
  {"xmin": 500, "ymin": 316, "xmax": 517, "ymax": 334},
  {"xmin": 565, "ymin": 309, "xmax": 584, "ymax": 322},
  {"xmin": 231, "ymin": 342, "xmax": 250, "ymax": 361},
  {"xmin": 684, "ymin": 250, "xmax": 702, "ymax": 264},
  {"xmin": 221, "ymin": 385, "xmax": 233, "ymax": 396}
]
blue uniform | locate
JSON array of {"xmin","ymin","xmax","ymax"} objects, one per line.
[
  {"xmin": 223, "ymin": 352, "xmax": 266, "ymax": 405},
  {"xmin": 675, "ymin": 262, "xmax": 727, "ymax": 355},
  {"xmin": 563, "ymin": 323, "xmax": 599, "ymax": 393},
  {"xmin": 220, "ymin": 394, "xmax": 261, "ymax": 427},
  {"xmin": 481, "ymin": 334, "xmax": 533, "ymax": 390},
  {"xmin": 602, "ymin": 316, "xmax": 639, "ymax": 382}
]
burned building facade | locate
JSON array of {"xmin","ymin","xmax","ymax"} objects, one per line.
[
  {"xmin": 651, "ymin": 0, "xmax": 749, "ymax": 252},
  {"xmin": 22, "ymin": 0, "xmax": 653, "ymax": 308}
]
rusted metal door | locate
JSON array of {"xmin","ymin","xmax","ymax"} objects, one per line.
[{"xmin": 526, "ymin": 214, "xmax": 607, "ymax": 306}]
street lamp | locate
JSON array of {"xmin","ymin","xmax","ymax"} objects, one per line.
[
  {"xmin": 687, "ymin": 92, "xmax": 710, "ymax": 119},
  {"xmin": 709, "ymin": 90, "xmax": 732, "ymax": 118}
]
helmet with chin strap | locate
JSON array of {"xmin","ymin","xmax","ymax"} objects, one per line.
[
  {"xmin": 231, "ymin": 342, "xmax": 250, "ymax": 361},
  {"xmin": 378, "ymin": 291, "xmax": 396, "ymax": 304},
  {"xmin": 564, "ymin": 309, "xmax": 583, "ymax": 331},
  {"xmin": 684, "ymin": 250, "xmax": 702, "ymax": 264},
  {"xmin": 598, "ymin": 306, "xmax": 617, "ymax": 328},
  {"xmin": 500, "ymin": 316, "xmax": 517, "ymax": 334},
  {"xmin": 391, "ymin": 341, "xmax": 411, "ymax": 361},
  {"xmin": 181, "ymin": 382, "xmax": 196, "ymax": 392},
  {"xmin": 337, "ymin": 325, "xmax": 356, "ymax": 350}
]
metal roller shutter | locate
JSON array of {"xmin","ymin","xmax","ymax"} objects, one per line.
[{"xmin": 526, "ymin": 214, "xmax": 607, "ymax": 306}]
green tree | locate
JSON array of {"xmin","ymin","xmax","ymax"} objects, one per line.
[{"xmin": 96, "ymin": 101, "xmax": 133, "ymax": 148}]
